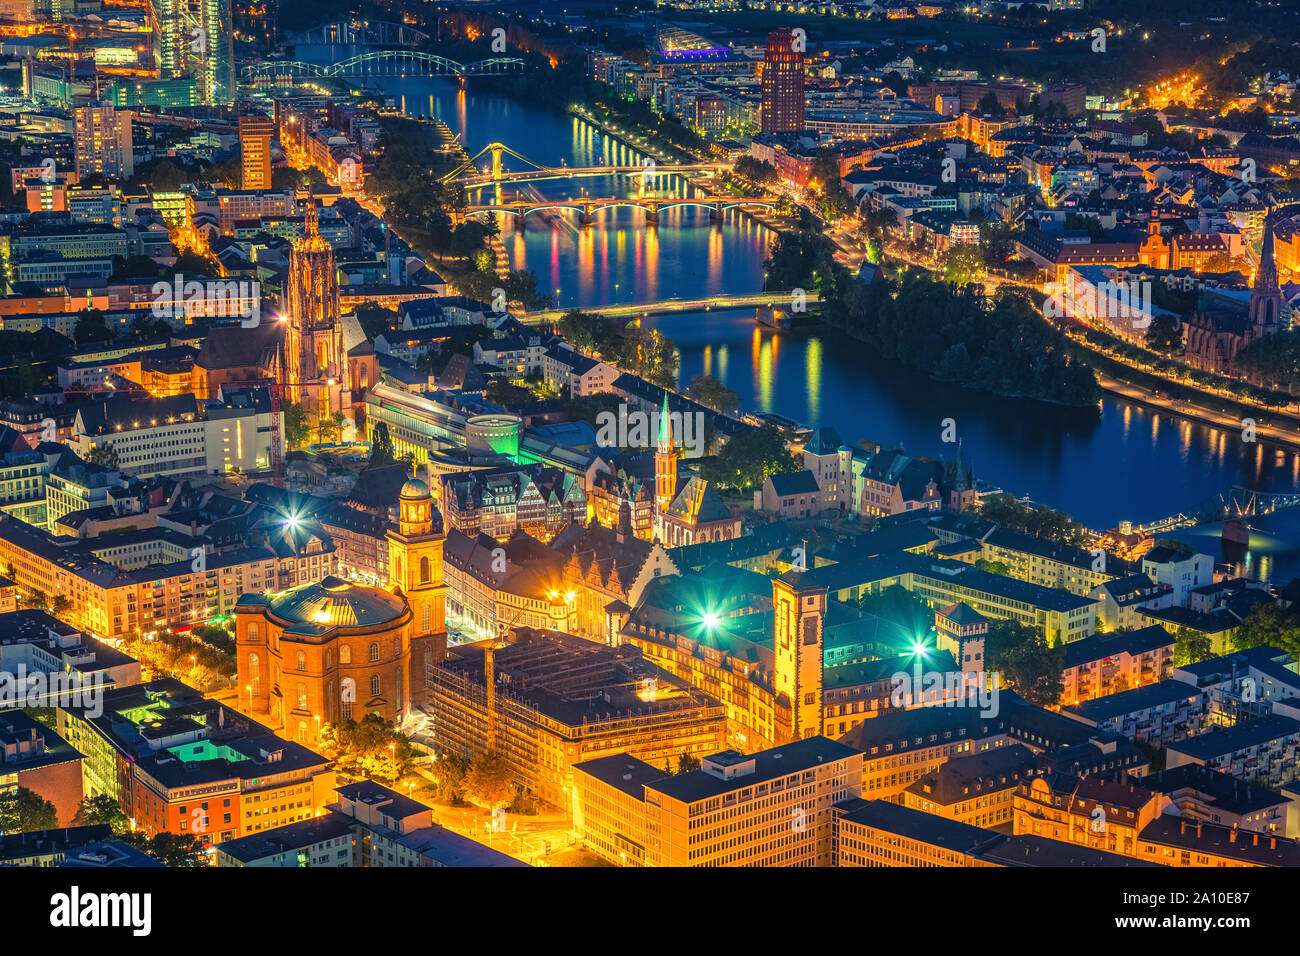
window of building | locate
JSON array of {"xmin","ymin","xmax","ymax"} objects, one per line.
[
  {"xmin": 370, "ymin": 674, "xmax": 380, "ymax": 697},
  {"xmin": 339, "ymin": 644, "xmax": 351, "ymax": 664},
  {"xmin": 369, "ymin": 642, "xmax": 379, "ymax": 662}
]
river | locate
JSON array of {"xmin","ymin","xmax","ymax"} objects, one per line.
[{"xmin": 296, "ymin": 54, "xmax": 1300, "ymax": 582}]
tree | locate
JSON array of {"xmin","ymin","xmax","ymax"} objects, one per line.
[
  {"xmin": 72, "ymin": 794, "xmax": 129, "ymax": 833},
  {"xmin": 1145, "ymin": 314, "xmax": 1184, "ymax": 355},
  {"xmin": 1174, "ymin": 626, "xmax": 1213, "ymax": 666},
  {"xmin": 974, "ymin": 559, "xmax": 1011, "ymax": 576},
  {"xmin": 463, "ymin": 749, "xmax": 514, "ymax": 810},
  {"xmin": 0, "ymin": 786, "xmax": 58, "ymax": 833},
  {"xmin": 369, "ymin": 422, "xmax": 396, "ymax": 466},
  {"xmin": 557, "ymin": 310, "xmax": 612, "ymax": 354},
  {"xmin": 1232, "ymin": 603, "xmax": 1300, "ymax": 659},
  {"xmin": 686, "ymin": 374, "xmax": 739, "ymax": 415},
  {"xmin": 432, "ymin": 751, "xmax": 470, "ymax": 804},
  {"xmin": 74, "ymin": 308, "xmax": 113, "ymax": 344},
  {"xmin": 676, "ymin": 753, "xmax": 702, "ymax": 774},
  {"xmin": 977, "ymin": 92, "xmax": 1003, "ymax": 114},
  {"xmin": 85, "ymin": 443, "xmax": 120, "ymax": 470},
  {"xmin": 484, "ymin": 378, "xmax": 534, "ymax": 408},
  {"xmin": 503, "ymin": 269, "xmax": 550, "ymax": 310},
  {"xmin": 121, "ymin": 830, "xmax": 210, "ymax": 866},
  {"xmin": 637, "ymin": 328, "xmax": 680, "ymax": 390},
  {"xmin": 173, "ymin": 250, "xmax": 221, "ymax": 277},
  {"xmin": 319, "ymin": 714, "xmax": 412, "ymax": 781},
  {"xmin": 985, "ymin": 619, "xmax": 1064, "ymax": 707},
  {"xmin": 282, "ymin": 402, "xmax": 310, "ymax": 449},
  {"xmin": 48, "ymin": 594, "xmax": 72, "ymax": 618},
  {"xmin": 699, "ymin": 424, "xmax": 799, "ymax": 490},
  {"xmin": 317, "ymin": 410, "xmax": 346, "ymax": 445},
  {"xmin": 941, "ymin": 244, "xmax": 985, "ymax": 285}
]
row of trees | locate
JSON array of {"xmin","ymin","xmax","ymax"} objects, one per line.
[
  {"xmin": 555, "ymin": 310, "xmax": 680, "ymax": 390},
  {"xmin": 836, "ymin": 271, "xmax": 1102, "ymax": 409},
  {"xmin": 697, "ymin": 424, "xmax": 801, "ymax": 492},
  {"xmin": 975, "ymin": 493, "xmax": 1090, "ymax": 546}
]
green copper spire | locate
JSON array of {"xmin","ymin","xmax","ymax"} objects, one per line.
[{"xmin": 658, "ymin": 391, "xmax": 672, "ymax": 446}]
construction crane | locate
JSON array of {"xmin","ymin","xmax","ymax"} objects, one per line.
[
  {"xmin": 223, "ymin": 377, "xmax": 348, "ymax": 487},
  {"xmin": 223, "ymin": 378, "xmax": 284, "ymax": 484},
  {"xmin": 484, "ymin": 636, "xmax": 502, "ymax": 751}
]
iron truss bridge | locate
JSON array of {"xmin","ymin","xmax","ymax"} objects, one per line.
[
  {"xmin": 1135, "ymin": 486, "xmax": 1300, "ymax": 535},
  {"xmin": 241, "ymin": 52, "xmax": 525, "ymax": 82},
  {"xmin": 287, "ymin": 20, "xmax": 430, "ymax": 47},
  {"xmin": 461, "ymin": 196, "xmax": 779, "ymax": 225},
  {"xmin": 441, "ymin": 141, "xmax": 726, "ymax": 186}
]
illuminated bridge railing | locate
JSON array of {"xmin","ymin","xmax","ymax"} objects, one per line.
[{"xmin": 240, "ymin": 53, "xmax": 525, "ymax": 82}]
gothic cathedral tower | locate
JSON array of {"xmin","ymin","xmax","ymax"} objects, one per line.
[
  {"xmin": 285, "ymin": 196, "xmax": 347, "ymax": 422},
  {"xmin": 386, "ymin": 474, "xmax": 448, "ymax": 707},
  {"xmin": 653, "ymin": 392, "xmax": 676, "ymax": 539},
  {"xmin": 1249, "ymin": 214, "xmax": 1283, "ymax": 342},
  {"xmin": 772, "ymin": 571, "xmax": 827, "ymax": 743}
]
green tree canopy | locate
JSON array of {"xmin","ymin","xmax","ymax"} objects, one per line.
[
  {"xmin": 0, "ymin": 786, "xmax": 58, "ymax": 833},
  {"xmin": 463, "ymin": 749, "xmax": 514, "ymax": 810}
]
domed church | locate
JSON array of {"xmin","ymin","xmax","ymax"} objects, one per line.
[{"xmin": 235, "ymin": 475, "xmax": 447, "ymax": 745}]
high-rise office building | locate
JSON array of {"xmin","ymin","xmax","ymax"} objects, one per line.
[
  {"xmin": 238, "ymin": 112, "xmax": 274, "ymax": 189},
  {"xmin": 73, "ymin": 103, "xmax": 134, "ymax": 180},
  {"xmin": 155, "ymin": 0, "xmax": 234, "ymax": 106},
  {"xmin": 761, "ymin": 28, "xmax": 805, "ymax": 134}
]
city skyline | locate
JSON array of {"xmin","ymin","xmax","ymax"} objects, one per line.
[{"xmin": 0, "ymin": 2, "xmax": 1297, "ymax": 923}]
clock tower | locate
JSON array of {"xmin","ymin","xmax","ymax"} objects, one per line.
[{"xmin": 386, "ymin": 473, "xmax": 448, "ymax": 705}]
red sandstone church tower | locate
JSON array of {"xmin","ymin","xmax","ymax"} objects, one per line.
[
  {"xmin": 1249, "ymin": 214, "xmax": 1283, "ymax": 341},
  {"xmin": 654, "ymin": 392, "xmax": 677, "ymax": 527},
  {"xmin": 284, "ymin": 196, "xmax": 348, "ymax": 424}
]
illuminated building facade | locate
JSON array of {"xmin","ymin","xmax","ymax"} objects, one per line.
[
  {"xmin": 773, "ymin": 571, "xmax": 827, "ymax": 741},
  {"xmin": 73, "ymin": 104, "xmax": 133, "ymax": 181},
  {"xmin": 761, "ymin": 28, "xmax": 805, "ymax": 134},
  {"xmin": 653, "ymin": 396, "xmax": 742, "ymax": 548},
  {"xmin": 384, "ymin": 475, "xmax": 449, "ymax": 707},
  {"xmin": 283, "ymin": 200, "xmax": 349, "ymax": 427},
  {"xmin": 573, "ymin": 737, "xmax": 862, "ymax": 867},
  {"xmin": 439, "ymin": 465, "xmax": 586, "ymax": 543},
  {"xmin": 425, "ymin": 628, "xmax": 726, "ymax": 807},
  {"xmin": 155, "ymin": 0, "xmax": 235, "ymax": 106},
  {"xmin": 238, "ymin": 114, "xmax": 275, "ymax": 190},
  {"xmin": 235, "ymin": 574, "xmax": 420, "ymax": 747},
  {"xmin": 58, "ymin": 679, "xmax": 334, "ymax": 847},
  {"xmin": 901, "ymin": 744, "xmax": 1037, "ymax": 828}
]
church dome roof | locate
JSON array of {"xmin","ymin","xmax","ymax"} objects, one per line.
[{"xmin": 400, "ymin": 477, "xmax": 430, "ymax": 499}]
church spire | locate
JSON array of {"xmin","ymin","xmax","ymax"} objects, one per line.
[
  {"xmin": 1256, "ymin": 214, "xmax": 1279, "ymax": 295},
  {"xmin": 1249, "ymin": 210, "xmax": 1283, "ymax": 340},
  {"xmin": 657, "ymin": 391, "xmax": 673, "ymax": 452},
  {"xmin": 654, "ymin": 391, "xmax": 677, "ymax": 531}
]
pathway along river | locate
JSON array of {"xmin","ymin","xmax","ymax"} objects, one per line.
[{"xmin": 304, "ymin": 56, "xmax": 1300, "ymax": 580}]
